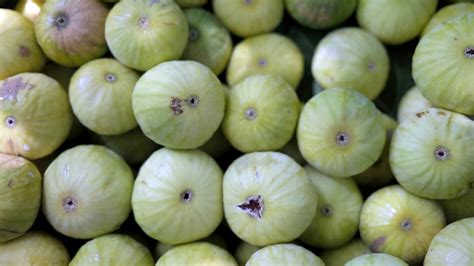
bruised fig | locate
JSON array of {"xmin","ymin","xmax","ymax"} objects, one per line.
[
  {"xmin": 0, "ymin": 73, "xmax": 72, "ymax": 160},
  {"xmin": 0, "ymin": 9, "xmax": 45, "ymax": 80},
  {"xmin": 35, "ymin": 0, "xmax": 108, "ymax": 67}
]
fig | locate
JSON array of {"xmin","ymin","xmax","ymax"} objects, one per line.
[
  {"xmin": 246, "ymin": 244, "xmax": 324, "ymax": 266},
  {"xmin": 439, "ymin": 187, "xmax": 474, "ymax": 223},
  {"xmin": 297, "ymin": 88, "xmax": 386, "ymax": 178},
  {"xmin": 226, "ymin": 33, "xmax": 304, "ymax": 89},
  {"xmin": 0, "ymin": 73, "xmax": 72, "ymax": 160},
  {"xmin": 422, "ymin": 2, "xmax": 474, "ymax": 36},
  {"xmin": 234, "ymin": 241, "xmax": 261, "ymax": 265},
  {"xmin": 0, "ymin": 154, "xmax": 41, "ymax": 242},
  {"xmin": 156, "ymin": 242, "xmax": 237, "ymax": 265},
  {"xmin": 0, "ymin": 9, "xmax": 45, "ymax": 80},
  {"xmin": 42, "ymin": 145, "xmax": 134, "ymax": 239},
  {"xmin": 346, "ymin": 253, "xmax": 408, "ymax": 266},
  {"xmin": 319, "ymin": 238, "xmax": 371, "ymax": 266},
  {"xmin": 133, "ymin": 60, "xmax": 225, "ymax": 149},
  {"xmin": 105, "ymin": 0, "xmax": 188, "ymax": 71},
  {"xmin": 35, "ymin": 0, "xmax": 108, "ymax": 67},
  {"xmin": 396, "ymin": 86, "xmax": 433, "ymax": 123}
]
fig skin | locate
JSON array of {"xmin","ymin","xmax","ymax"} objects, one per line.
[
  {"xmin": 156, "ymin": 242, "xmax": 237, "ymax": 265},
  {"xmin": 246, "ymin": 244, "xmax": 324, "ymax": 266},
  {"xmin": 35, "ymin": 0, "xmax": 109, "ymax": 67},
  {"xmin": 422, "ymin": 2, "xmax": 474, "ymax": 36},
  {"xmin": 346, "ymin": 253, "xmax": 408, "ymax": 266},
  {"xmin": 0, "ymin": 9, "xmax": 45, "ymax": 80}
]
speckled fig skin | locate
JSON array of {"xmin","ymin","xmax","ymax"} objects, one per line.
[
  {"xmin": 70, "ymin": 234, "xmax": 154, "ymax": 266},
  {"xmin": 156, "ymin": 242, "xmax": 237, "ymax": 265},
  {"xmin": 35, "ymin": 0, "xmax": 108, "ymax": 67},
  {"xmin": 390, "ymin": 108, "xmax": 474, "ymax": 199},
  {"xmin": 0, "ymin": 73, "xmax": 72, "ymax": 160},
  {"xmin": 0, "ymin": 154, "xmax": 41, "ymax": 242},
  {"xmin": 396, "ymin": 86, "xmax": 433, "ymax": 123},
  {"xmin": 105, "ymin": 0, "xmax": 188, "ymax": 71},
  {"xmin": 346, "ymin": 253, "xmax": 408, "ymax": 266},
  {"xmin": 319, "ymin": 239, "xmax": 371, "ymax": 266},
  {"xmin": 359, "ymin": 185, "xmax": 446, "ymax": 264},
  {"xmin": 0, "ymin": 231, "xmax": 70, "ymax": 266},
  {"xmin": 422, "ymin": 2, "xmax": 474, "ymax": 36},
  {"xmin": 247, "ymin": 244, "xmax": 324, "ymax": 266},
  {"xmin": 0, "ymin": 9, "xmax": 45, "ymax": 80},
  {"xmin": 285, "ymin": 0, "xmax": 357, "ymax": 30}
]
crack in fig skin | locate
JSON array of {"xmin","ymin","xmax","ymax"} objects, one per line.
[
  {"xmin": 0, "ymin": 77, "xmax": 34, "ymax": 101},
  {"xmin": 369, "ymin": 236, "xmax": 386, "ymax": 252},
  {"xmin": 237, "ymin": 195, "xmax": 264, "ymax": 220}
]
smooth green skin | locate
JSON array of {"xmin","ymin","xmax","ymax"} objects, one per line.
[
  {"xmin": 70, "ymin": 234, "xmax": 154, "ymax": 266},
  {"xmin": 0, "ymin": 231, "xmax": 69, "ymax": 265},
  {"xmin": 311, "ymin": 27, "xmax": 389, "ymax": 100},
  {"xmin": 246, "ymin": 244, "xmax": 324, "ymax": 266},
  {"xmin": 396, "ymin": 86, "xmax": 433, "ymax": 123},
  {"xmin": 346, "ymin": 253, "xmax": 408, "ymax": 266},
  {"xmin": 133, "ymin": 60, "xmax": 225, "ymax": 149},
  {"xmin": 319, "ymin": 239, "xmax": 370, "ymax": 266},
  {"xmin": 223, "ymin": 152, "xmax": 317, "ymax": 246},
  {"xmin": 35, "ymin": 0, "xmax": 108, "ymax": 67},
  {"xmin": 439, "ymin": 187, "xmax": 474, "ymax": 223},
  {"xmin": 227, "ymin": 33, "xmax": 304, "ymax": 89},
  {"xmin": 234, "ymin": 241, "xmax": 261, "ymax": 266},
  {"xmin": 154, "ymin": 235, "xmax": 228, "ymax": 260},
  {"xmin": 390, "ymin": 108, "xmax": 474, "ymax": 199},
  {"xmin": 0, "ymin": 73, "xmax": 72, "ymax": 160},
  {"xmin": 175, "ymin": 0, "xmax": 207, "ymax": 7},
  {"xmin": 424, "ymin": 218, "xmax": 474, "ymax": 266},
  {"xmin": 183, "ymin": 8, "xmax": 232, "ymax": 76},
  {"xmin": 285, "ymin": 0, "xmax": 357, "ymax": 30},
  {"xmin": 353, "ymin": 114, "xmax": 397, "ymax": 187},
  {"xmin": 299, "ymin": 165, "xmax": 363, "ymax": 248},
  {"xmin": 0, "ymin": 9, "xmax": 45, "ymax": 80},
  {"xmin": 222, "ymin": 75, "xmax": 300, "ymax": 153},
  {"xmin": 357, "ymin": 0, "xmax": 438, "ymax": 45},
  {"xmin": 156, "ymin": 242, "xmax": 237, "ymax": 266},
  {"xmin": 105, "ymin": 0, "xmax": 188, "ymax": 71},
  {"xmin": 297, "ymin": 88, "xmax": 386, "ymax": 178},
  {"xmin": 359, "ymin": 185, "xmax": 446, "ymax": 264},
  {"xmin": 43, "ymin": 145, "xmax": 134, "ymax": 239},
  {"xmin": 413, "ymin": 14, "xmax": 474, "ymax": 115},
  {"xmin": 422, "ymin": 3, "xmax": 474, "ymax": 36},
  {"xmin": 97, "ymin": 127, "xmax": 159, "ymax": 165},
  {"xmin": 69, "ymin": 58, "xmax": 139, "ymax": 135},
  {"xmin": 0, "ymin": 154, "xmax": 41, "ymax": 242},
  {"xmin": 132, "ymin": 148, "xmax": 223, "ymax": 245},
  {"xmin": 213, "ymin": 0, "xmax": 283, "ymax": 38}
]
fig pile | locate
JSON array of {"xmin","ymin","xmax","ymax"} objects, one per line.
[{"xmin": 0, "ymin": 0, "xmax": 473, "ymax": 265}]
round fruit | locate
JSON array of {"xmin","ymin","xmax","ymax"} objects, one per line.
[
  {"xmin": 153, "ymin": 234, "xmax": 228, "ymax": 260},
  {"xmin": 70, "ymin": 234, "xmax": 154, "ymax": 266},
  {"xmin": 357, "ymin": 0, "xmax": 438, "ymax": 45},
  {"xmin": 0, "ymin": 9, "xmax": 45, "ymax": 80},
  {"xmin": 222, "ymin": 75, "xmax": 300, "ymax": 152},
  {"xmin": 413, "ymin": 14, "xmax": 474, "ymax": 115},
  {"xmin": 95, "ymin": 127, "xmax": 159, "ymax": 165},
  {"xmin": 297, "ymin": 88, "xmax": 386, "ymax": 178},
  {"xmin": 15, "ymin": 0, "xmax": 44, "ymax": 22},
  {"xmin": 175, "ymin": 0, "xmax": 207, "ymax": 8},
  {"xmin": 105, "ymin": 0, "xmax": 188, "ymax": 71},
  {"xmin": 35, "ymin": 0, "xmax": 108, "ymax": 67},
  {"xmin": 132, "ymin": 148, "xmax": 223, "ymax": 245},
  {"xmin": 0, "ymin": 154, "xmax": 41, "ymax": 242},
  {"xmin": 43, "ymin": 145, "xmax": 134, "ymax": 239},
  {"xmin": 311, "ymin": 27, "xmax": 389, "ymax": 100},
  {"xmin": 246, "ymin": 244, "xmax": 324, "ymax": 266},
  {"xmin": 133, "ymin": 60, "xmax": 225, "ymax": 149},
  {"xmin": 424, "ymin": 217, "xmax": 474, "ymax": 266},
  {"xmin": 0, "ymin": 73, "xmax": 72, "ymax": 160},
  {"xmin": 359, "ymin": 185, "xmax": 446, "ymax": 264},
  {"xmin": 299, "ymin": 165, "xmax": 363, "ymax": 248},
  {"xmin": 156, "ymin": 242, "xmax": 237, "ymax": 265},
  {"xmin": 390, "ymin": 108, "xmax": 474, "ymax": 199},
  {"xmin": 285, "ymin": 0, "xmax": 357, "ymax": 30},
  {"xmin": 223, "ymin": 152, "xmax": 317, "ymax": 246},
  {"xmin": 182, "ymin": 8, "xmax": 232, "ymax": 76},
  {"xmin": 213, "ymin": 0, "xmax": 284, "ymax": 37},
  {"xmin": 234, "ymin": 241, "xmax": 261, "ymax": 266},
  {"xmin": 422, "ymin": 2, "xmax": 474, "ymax": 36},
  {"xmin": 319, "ymin": 239, "xmax": 371, "ymax": 266},
  {"xmin": 0, "ymin": 231, "xmax": 69, "ymax": 265},
  {"xmin": 69, "ymin": 58, "xmax": 139, "ymax": 136},
  {"xmin": 226, "ymin": 33, "xmax": 304, "ymax": 89},
  {"xmin": 396, "ymin": 86, "xmax": 433, "ymax": 123},
  {"xmin": 439, "ymin": 187, "xmax": 474, "ymax": 223},
  {"xmin": 346, "ymin": 253, "xmax": 408, "ymax": 266}
]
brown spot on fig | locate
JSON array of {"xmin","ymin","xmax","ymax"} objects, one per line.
[
  {"xmin": 437, "ymin": 111, "xmax": 446, "ymax": 116},
  {"xmin": 258, "ymin": 58, "xmax": 268, "ymax": 67},
  {"xmin": 416, "ymin": 111, "xmax": 429, "ymax": 118},
  {"xmin": 237, "ymin": 195, "xmax": 264, "ymax": 220},
  {"xmin": 0, "ymin": 77, "xmax": 34, "ymax": 101},
  {"xmin": 7, "ymin": 179, "xmax": 13, "ymax": 188},
  {"xmin": 18, "ymin": 46, "xmax": 30, "ymax": 57},
  {"xmin": 170, "ymin": 97, "xmax": 183, "ymax": 115},
  {"xmin": 369, "ymin": 236, "xmax": 386, "ymax": 252},
  {"xmin": 368, "ymin": 62, "xmax": 375, "ymax": 72}
]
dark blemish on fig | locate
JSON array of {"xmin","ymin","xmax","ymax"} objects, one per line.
[
  {"xmin": 170, "ymin": 97, "xmax": 183, "ymax": 115},
  {"xmin": 7, "ymin": 180, "xmax": 13, "ymax": 188},
  {"xmin": 454, "ymin": 37, "xmax": 458, "ymax": 41},
  {"xmin": 63, "ymin": 197, "xmax": 78, "ymax": 212},
  {"xmin": 0, "ymin": 77, "xmax": 34, "ymax": 101},
  {"xmin": 464, "ymin": 46, "xmax": 474, "ymax": 58},
  {"xmin": 434, "ymin": 146, "xmax": 450, "ymax": 161},
  {"xmin": 368, "ymin": 62, "xmax": 375, "ymax": 72},
  {"xmin": 54, "ymin": 13, "xmax": 70, "ymax": 30},
  {"xmin": 18, "ymin": 46, "xmax": 30, "ymax": 57},
  {"xmin": 237, "ymin": 195, "xmax": 264, "ymax": 220},
  {"xmin": 189, "ymin": 28, "xmax": 199, "ymax": 41},
  {"xmin": 369, "ymin": 236, "xmax": 386, "ymax": 252},
  {"xmin": 320, "ymin": 205, "xmax": 332, "ymax": 217},
  {"xmin": 437, "ymin": 111, "xmax": 446, "ymax": 116},
  {"xmin": 258, "ymin": 58, "xmax": 268, "ymax": 67},
  {"xmin": 180, "ymin": 189, "xmax": 192, "ymax": 203},
  {"xmin": 469, "ymin": 182, "xmax": 474, "ymax": 189},
  {"xmin": 138, "ymin": 17, "xmax": 149, "ymax": 28},
  {"xmin": 416, "ymin": 111, "xmax": 427, "ymax": 118}
]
